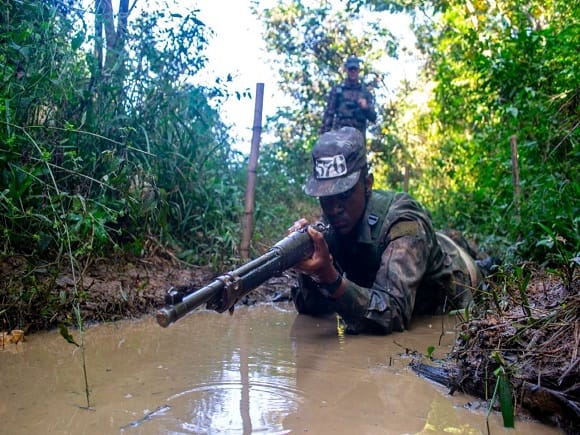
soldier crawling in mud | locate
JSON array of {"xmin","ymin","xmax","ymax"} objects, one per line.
[
  {"xmin": 289, "ymin": 127, "xmax": 485, "ymax": 334},
  {"xmin": 320, "ymin": 56, "xmax": 377, "ymax": 139}
]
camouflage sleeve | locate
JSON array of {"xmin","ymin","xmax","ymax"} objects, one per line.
[
  {"xmin": 362, "ymin": 88, "xmax": 377, "ymax": 123},
  {"xmin": 332, "ymin": 226, "xmax": 429, "ymax": 334},
  {"xmin": 291, "ymin": 274, "xmax": 336, "ymax": 316},
  {"xmin": 292, "ymin": 221, "xmax": 431, "ymax": 335},
  {"xmin": 320, "ymin": 87, "xmax": 338, "ymax": 133}
]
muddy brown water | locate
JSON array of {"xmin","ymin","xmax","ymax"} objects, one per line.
[{"xmin": 0, "ymin": 302, "xmax": 563, "ymax": 434}]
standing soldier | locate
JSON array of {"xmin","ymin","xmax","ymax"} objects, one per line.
[{"xmin": 320, "ymin": 56, "xmax": 377, "ymax": 140}]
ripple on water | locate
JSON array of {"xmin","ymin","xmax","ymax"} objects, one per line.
[{"xmin": 122, "ymin": 379, "xmax": 304, "ymax": 434}]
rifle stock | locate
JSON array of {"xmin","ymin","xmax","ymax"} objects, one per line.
[{"xmin": 156, "ymin": 222, "xmax": 330, "ymax": 327}]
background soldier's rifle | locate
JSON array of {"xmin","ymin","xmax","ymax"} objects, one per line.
[{"xmin": 156, "ymin": 222, "xmax": 330, "ymax": 327}]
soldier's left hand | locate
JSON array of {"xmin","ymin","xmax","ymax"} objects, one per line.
[
  {"xmin": 293, "ymin": 225, "xmax": 338, "ymax": 284},
  {"xmin": 358, "ymin": 98, "xmax": 368, "ymax": 109}
]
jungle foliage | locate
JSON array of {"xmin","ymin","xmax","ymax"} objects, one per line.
[
  {"xmin": 0, "ymin": 0, "xmax": 578, "ymax": 329},
  {"xmin": 256, "ymin": 0, "xmax": 578, "ymax": 264},
  {"xmin": 0, "ymin": 0, "xmax": 251, "ymax": 329},
  {"xmin": 1, "ymin": 0, "xmax": 246, "ymax": 266}
]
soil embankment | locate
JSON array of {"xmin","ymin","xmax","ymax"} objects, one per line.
[{"xmin": 411, "ymin": 266, "xmax": 579, "ymax": 434}]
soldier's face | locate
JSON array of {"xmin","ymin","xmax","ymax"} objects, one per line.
[
  {"xmin": 320, "ymin": 174, "xmax": 372, "ymax": 235},
  {"xmin": 346, "ymin": 67, "xmax": 360, "ymax": 80}
]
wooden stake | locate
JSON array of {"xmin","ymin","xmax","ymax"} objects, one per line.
[
  {"xmin": 240, "ymin": 83, "xmax": 264, "ymax": 260},
  {"xmin": 510, "ymin": 135, "xmax": 521, "ymax": 220}
]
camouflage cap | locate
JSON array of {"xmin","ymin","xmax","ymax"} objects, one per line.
[
  {"xmin": 304, "ymin": 127, "xmax": 367, "ymax": 197},
  {"xmin": 345, "ymin": 56, "xmax": 361, "ymax": 69}
]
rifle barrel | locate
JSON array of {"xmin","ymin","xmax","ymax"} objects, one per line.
[
  {"xmin": 156, "ymin": 279, "xmax": 223, "ymax": 327},
  {"xmin": 155, "ymin": 222, "xmax": 330, "ymax": 328}
]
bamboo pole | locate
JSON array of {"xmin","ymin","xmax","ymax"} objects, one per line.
[
  {"xmin": 240, "ymin": 83, "xmax": 264, "ymax": 260},
  {"xmin": 510, "ymin": 135, "xmax": 521, "ymax": 221}
]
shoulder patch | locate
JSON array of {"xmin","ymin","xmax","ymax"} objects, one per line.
[
  {"xmin": 388, "ymin": 221, "xmax": 420, "ymax": 241},
  {"xmin": 368, "ymin": 214, "xmax": 379, "ymax": 226}
]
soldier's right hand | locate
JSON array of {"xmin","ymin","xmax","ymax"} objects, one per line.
[{"xmin": 291, "ymin": 223, "xmax": 339, "ymax": 285}]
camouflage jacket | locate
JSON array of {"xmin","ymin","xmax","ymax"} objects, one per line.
[
  {"xmin": 291, "ymin": 190, "xmax": 481, "ymax": 334},
  {"xmin": 320, "ymin": 80, "xmax": 377, "ymax": 135}
]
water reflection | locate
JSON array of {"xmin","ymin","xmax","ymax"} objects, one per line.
[
  {"xmin": 0, "ymin": 303, "xmax": 563, "ymax": 434},
  {"xmin": 120, "ymin": 304, "xmax": 304, "ymax": 434}
]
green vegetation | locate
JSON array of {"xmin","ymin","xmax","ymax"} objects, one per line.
[
  {"xmin": 258, "ymin": 0, "xmax": 578, "ymax": 264},
  {"xmin": 1, "ymin": 0, "xmax": 578, "ymax": 334}
]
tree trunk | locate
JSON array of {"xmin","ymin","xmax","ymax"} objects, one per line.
[
  {"xmin": 94, "ymin": 0, "xmax": 129, "ymax": 72},
  {"xmin": 90, "ymin": 0, "xmax": 131, "ymax": 131}
]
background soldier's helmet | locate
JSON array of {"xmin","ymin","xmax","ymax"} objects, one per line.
[{"xmin": 345, "ymin": 56, "xmax": 361, "ymax": 69}]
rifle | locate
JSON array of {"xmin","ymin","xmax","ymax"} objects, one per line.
[{"xmin": 156, "ymin": 222, "xmax": 331, "ymax": 327}]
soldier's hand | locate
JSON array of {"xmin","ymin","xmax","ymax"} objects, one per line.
[
  {"xmin": 287, "ymin": 218, "xmax": 309, "ymax": 234},
  {"xmin": 358, "ymin": 98, "xmax": 368, "ymax": 109},
  {"xmin": 292, "ymin": 224, "xmax": 338, "ymax": 284}
]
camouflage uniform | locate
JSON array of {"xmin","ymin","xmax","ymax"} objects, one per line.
[
  {"xmin": 292, "ymin": 190, "xmax": 482, "ymax": 334},
  {"xmin": 320, "ymin": 81, "xmax": 377, "ymax": 137}
]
